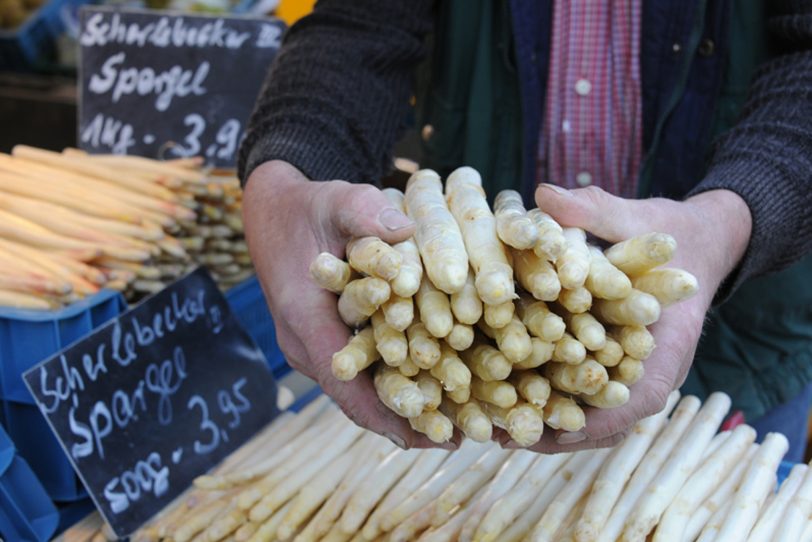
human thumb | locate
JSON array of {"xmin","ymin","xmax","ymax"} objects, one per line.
[
  {"xmin": 322, "ymin": 181, "xmax": 416, "ymax": 245},
  {"xmin": 535, "ymin": 183, "xmax": 638, "ymax": 243}
]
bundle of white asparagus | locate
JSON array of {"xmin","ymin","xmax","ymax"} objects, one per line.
[
  {"xmin": 0, "ymin": 145, "xmax": 252, "ymax": 308},
  {"xmin": 311, "ymin": 167, "xmax": 699, "ymax": 446},
  {"xmin": 119, "ymin": 390, "xmax": 807, "ymax": 542}
]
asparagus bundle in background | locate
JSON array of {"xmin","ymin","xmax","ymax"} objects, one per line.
[
  {"xmin": 0, "ymin": 145, "xmax": 253, "ymax": 308},
  {"xmin": 118, "ymin": 390, "xmax": 804, "ymax": 542},
  {"xmin": 312, "ymin": 167, "xmax": 700, "ymax": 446}
]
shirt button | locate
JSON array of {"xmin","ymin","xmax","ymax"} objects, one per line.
[
  {"xmin": 698, "ymin": 38, "xmax": 715, "ymax": 57},
  {"xmin": 575, "ymin": 79, "xmax": 592, "ymax": 96},
  {"xmin": 576, "ymin": 171, "xmax": 592, "ymax": 187},
  {"xmin": 562, "ymin": 120, "xmax": 571, "ymax": 133}
]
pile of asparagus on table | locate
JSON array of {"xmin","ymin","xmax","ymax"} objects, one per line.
[
  {"xmin": 125, "ymin": 392, "xmax": 809, "ymax": 542},
  {"xmin": 0, "ymin": 146, "xmax": 252, "ymax": 309},
  {"xmin": 310, "ymin": 167, "xmax": 699, "ymax": 446}
]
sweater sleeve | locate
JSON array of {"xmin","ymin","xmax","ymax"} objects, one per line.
[
  {"xmin": 689, "ymin": 1, "xmax": 812, "ymax": 296},
  {"xmin": 237, "ymin": 0, "xmax": 435, "ymax": 185}
]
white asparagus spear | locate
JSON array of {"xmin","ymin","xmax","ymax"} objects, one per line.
[
  {"xmin": 380, "ymin": 440, "xmax": 485, "ymax": 532},
  {"xmin": 716, "ymin": 432, "xmax": 789, "ymax": 541},
  {"xmin": 310, "ymin": 252, "xmax": 352, "ymax": 293},
  {"xmin": 747, "ymin": 463, "xmax": 808, "ymax": 542},
  {"xmin": 383, "ymin": 188, "xmax": 424, "ymax": 297},
  {"xmin": 372, "ymin": 311, "xmax": 408, "ymax": 367},
  {"xmin": 431, "ymin": 448, "xmax": 512, "ymax": 527},
  {"xmin": 556, "ymin": 227, "xmax": 591, "ymax": 289},
  {"xmin": 774, "ymin": 450, "xmax": 812, "ymax": 542},
  {"xmin": 595, "ymin": 395, "xmax": 702, "ymax": 542},
  {"xmin": 528, "ymin": 448, "xmax": 613, "ymax": 542},
  {"xmin": 802, "ymin": 522, "xmax": 812, "ymax": 542},
  {"xmin": 361, "ymin": 448, "xmax": 450, "ymax": 539},
  {"xmin": 474, "ymin": 453, "xmax": 573, "ymax": 542},
  {"xmin": 237, "ymin": 415, "xmax": 348, "ymax": 510},
  {"xmin": 446, "ymin": 322, "xmax": 475, "ymax": 351},
  {"xmin": 294, "ymin": 436, "xmax": 395, "ymax": 542},
  {"xmin": 416, "ymin": 277, "xmax": 455, "ymax": 338},
  {"xmin": 457, "ymin": 450, "xmax": 537, "ymax": 542},
  {"xmin": 446, "ymin": 167, "xmax": 515, "ymax": 305},
  {"xmin": 700, "ymin": 429, "xmax": 731, "ymax": 463},
  {"xmin": 338, "ymin": 447, "xmax": 422, "ymax": 534},
  {"xmin": 450, "ymin": 269, "xmax": 483, "ymax": 325},
  {"xmin": 493, "ymin": 189, "xmax": 539, "ymax": 250},
  {"xmin": 585, "ymin": 246, "xmax": 632, "ymax": 300},
  {"xmin": 388, "ymin": 499, "xmax": 436, "ymax": 542},
  {"xmin": 246, "ymin": 500, "xmax": 293, "ymax": 542},
  {"xmin": 417, "ymin": 482, "xmax": 492, "ymax": 542},
  {"xmin": 320, "ymin": 521, "xmax": 354, "ymax": 542},
  {"xmin": 276, "ymin": 438, "xmax": 367, "ymax": 539},
  {"xmin": 620, "ymin": 392, "xmax": 731, "ymax": 541},
  {"xmin": 248, "ymin": 423, "xmax": 364, "ymax": 522},
  {"xmin": 202, "ymin": 503, "xmax": 246, "ymax": 541},
  {"xmin": 551, "ymin": 496, "xmax": 589, "ymax": 542},
  {"xmin": 653, "ymin": 424, "xmax": 756, "ymax": 542},
  {"xmin": 195, "ymin": 399, "xmax": 334, "ymax": 489},
  {"xmin": 574, "ymin": 391, "xmax": 679, "ymax": 542},
  {"xmin": 696, "ymin": 500, "xmax": 733, "ymax": 542},
  {"xmin": 527, "ymin": 208, "xmax": 566, "ymax": 261},
  {"xmin": 215, "ymin": 396, "xmax": 330, "ymax": 474},
  {"xmin": 683, "ymin": 444, "xmax": 758, "ymax": 542},
  {"xmin": 382, "ymin": 294, "xmax": 414, "ymax": 331},
  {"xmin": 492, "ymin": 452, "xmax": 594, "ymax": 542},
  {"xmin": 405, "ymin": 169, "xmax": 468, "ymax": 294}
]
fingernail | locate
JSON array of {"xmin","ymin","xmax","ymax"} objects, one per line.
[
  {"xmin": 540, "ymin": 183, "xmax": 574, "ymax": 197},
  {"xmin": 556, "ymin": 431, "xmax": 587, "ymax": 445},
  {"xmin": 384, "ymin": 432, "xmax": 407, "ymax": 449},
  {"xmin": 378, "ymin": 208, "xmax": 413, "ymax": 231}
]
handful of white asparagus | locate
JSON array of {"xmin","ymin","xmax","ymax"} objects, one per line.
[
  {"xmin": 124, "ymin": 390, "xmax": 809, "ymax": 542},
  {"xmin": 0, "ymin": 146, "xmax": 252, "ymax": 308},
  {"xmin": 310, "ymin": 168, "xmax": 699, "ymax": 446}
]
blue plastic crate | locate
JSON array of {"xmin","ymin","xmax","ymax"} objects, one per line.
[
  {"xmin": 0, "ymin": 288, "xmax": 126, "ymax": 403},
  {"xmin": 0, "ymin": 0, "xmax": 90, "ymax": 70},
  {"xmin": 55, "ymin": 498, "xmax": 95, "ymax": 534},
  {"xmin": 0, "ymin": 400, "xmax": 86, "ymax": 502},
  {"xmin": 225, "ymin": 276, "xmax": 289, "ymax": 379},
  {"xmin": 0, "ymin": 424, "xmax": 59, "ymax": 542},
  {"xmin": 0, "ymin": 289, "xmax": 126, "ymax": 501}
]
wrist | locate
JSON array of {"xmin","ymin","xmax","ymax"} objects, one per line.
[
  {"xmin": 684, "ymin": 189, "xmax": 752, "ymax": 291},
  {"xmin": 245, "ymin": 160, "xmax": 309, "ymax": 192}
]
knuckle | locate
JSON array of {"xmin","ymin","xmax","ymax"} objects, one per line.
[
  {"xmin": 580, "ymin": 185, "xmax": 609, "ymax": 205},
  {"xmin": 353, "ymin": 183, "xmax": 382, "ymax": 201}
]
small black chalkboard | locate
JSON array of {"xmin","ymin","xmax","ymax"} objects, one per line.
[
  {"xmin": 23, "ymin": 268, "xmax": 279, "ymax": 537},
  {"xmin": 77, "ymin": 6, "xmax": 285, "ymax": 168}
]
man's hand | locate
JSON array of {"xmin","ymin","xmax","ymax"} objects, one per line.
[
  {"xmin": 504, "ymin": 184, "xmax": 752, "ymax": 452},
  {"xmin": 243, "ymin": 160, "xmax": 450, "ymax": 449}
]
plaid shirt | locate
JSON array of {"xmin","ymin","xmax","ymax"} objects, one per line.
[{"xmin": 538, "ymin": 0, "xmax": 643, "ymax": 198}]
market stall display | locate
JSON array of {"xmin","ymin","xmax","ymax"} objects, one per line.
[
  {"xmin": 0, "ymin": 145, "xmax": 252, "ymax": 307},
  {"xmin": 313, "ymin": 167, "xmax": 698, "ymax": 446},
  {"xmin": 107, "ymin": 390, "xmax": 805, "ymax": 542}
]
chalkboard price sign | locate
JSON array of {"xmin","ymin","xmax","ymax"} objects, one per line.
[
  {"xmin": 23, "ymin": 268, "xmax": 279, "ymax": 536},
  {"xmin": 77, "ymin": 7, "xmax": 285, "ymax": 168}
]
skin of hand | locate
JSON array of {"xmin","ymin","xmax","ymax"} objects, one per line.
[
  {"xmin": 243, "ymin": 160, "xmax": 457, "ymax": 450},
  {"xmin": 496, "ymin": 183, "xmax": 752, "ymax": 453}
]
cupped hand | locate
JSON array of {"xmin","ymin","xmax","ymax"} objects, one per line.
[
  {"xmin": 503, "ymin": 184, "xmax": 752, "ymax": 453},
  {"xmin": 243, "ymin": 160, "xmax": 450, "ymax": 449}
]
